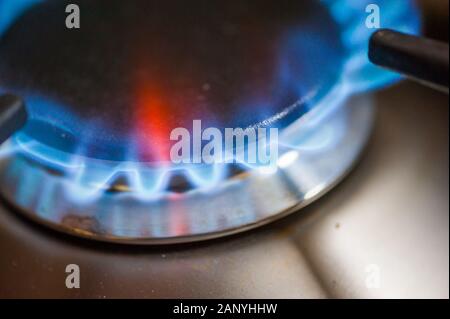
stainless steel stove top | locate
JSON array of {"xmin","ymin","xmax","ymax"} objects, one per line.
[{"xmin": 1, "ymin": 82, "xmax": 448, "ymax": 298}]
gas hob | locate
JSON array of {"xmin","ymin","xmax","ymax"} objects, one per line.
[{"xmin": 0, "ymin": 0, "xmax": 448, "ymax": 299}]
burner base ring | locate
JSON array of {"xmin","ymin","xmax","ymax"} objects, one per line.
[{"xmin": 0, "ymin": 94, "xmax": 374, "ymax": 245}]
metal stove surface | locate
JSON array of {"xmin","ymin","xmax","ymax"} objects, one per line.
[{"xmin": 0, "ymin": 82, "xmax": 448, "ymax": 298}]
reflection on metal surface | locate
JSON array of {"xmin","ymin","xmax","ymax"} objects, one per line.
[
  {"xmin": 0, "ymin": 80, "xmax": 448, "ymax": 299},
  {"xmin": 0, "ymin": 84, "xmax": 448, "ymax": 298}
]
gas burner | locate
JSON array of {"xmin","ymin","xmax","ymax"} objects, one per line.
[{"xmin": 0, "ymin": 0, "xmax": 420, "ymax": 244}]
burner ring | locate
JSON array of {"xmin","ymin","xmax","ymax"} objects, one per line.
[{"xmin": 0, "ymin": 93, "xmax": 373, "ymax": 244}]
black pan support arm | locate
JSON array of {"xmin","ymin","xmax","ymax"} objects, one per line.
[
  {"xmin": 369, "ymin": 29, "xmax": 449, "ymax": 94},
  {"xmin": 0, "ymin": 94, "xmax": 28, "ymax": 145}
]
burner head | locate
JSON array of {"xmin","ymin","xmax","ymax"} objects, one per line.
[{"xmin": 0, "ymin": 0, "xmax": 344, "ymax": 162}]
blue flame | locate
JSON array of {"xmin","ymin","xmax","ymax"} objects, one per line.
[
  {"xmin": 0, "ymin": 0, "xmax": 421, "ymax": 203},
  {"xmin": 323, "ymin": 0, "xmax": 421, "ymax": 91},
  {"xmin": 0, "ymin": 0, "xmax": 41, "ymax": 36}
]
